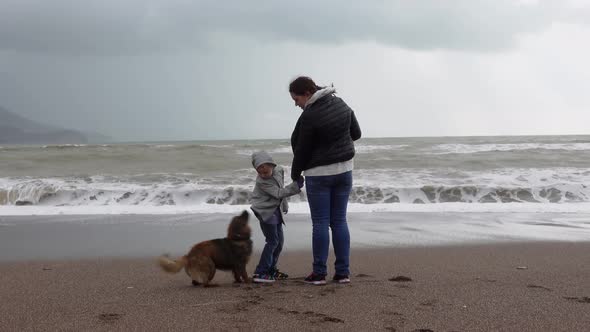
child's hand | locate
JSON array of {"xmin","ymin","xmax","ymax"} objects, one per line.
[{"xmin": 297, "ymin": 176, "xmax": 304, "ymax": 189}]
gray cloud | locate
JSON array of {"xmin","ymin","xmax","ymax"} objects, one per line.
[
  {"xmin": 1, "ymin": 1, "xmax": 589, "ymax": 142},
  {"xmin": 0, "ymin": 0, "xmax": 586, "ymax": 55}
]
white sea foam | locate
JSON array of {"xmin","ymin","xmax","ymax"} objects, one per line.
[
  {"xmin": 151, "ymin": 144, "xmax": 176, "ymax": 148},
  {"xmin": 354, "ymin": 167, "xmax": 590, "ymax": 187},
  {"xmin": 41, "ymin": 144, "xmax": 88, "ymax": 149},
  {"xmin": 234, "ymin": 144, "xmax": 408, "ymax": 156},
  {"xmin": 355, "ymin": 145, "xmax": 408, "ymax": 153},
  {"xmin": 1, "ymin": 167, "xmax": 588, "ymax": 208},
  {"xmin": 3, "ymin": 202, "xmax": 590, "ymax": 216},
  {"xmin": 235, "ymin": 147, "xmax": 292, "ymax": 156},
  {"xmin": 201, "ymin": 144, "xmax": 235, "ymax": 148},
  {"xmin": 432, "ymin": 143, "xmax": 590, "ymax": 154}
]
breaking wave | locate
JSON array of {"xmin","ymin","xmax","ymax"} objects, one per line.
[{"xmin": 1, "ymin": 170, "xmax": 588, "ymax": 208}]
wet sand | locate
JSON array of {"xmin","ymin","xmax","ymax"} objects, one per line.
[
  {"xmin": 1, "ymin": 242, "xmax": 589, "ymax": 331},
  {"xmin": 1, "ymin": 212, "xmax": 590, "ymax": 261}
]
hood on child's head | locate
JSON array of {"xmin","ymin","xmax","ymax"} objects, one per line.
[{"xmin": 251, "ymin": 150, "xmax": 276, "ymax": 169}]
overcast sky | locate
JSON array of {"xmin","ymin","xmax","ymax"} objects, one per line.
[{"xmin": 1, "ymin": 0, "xmax": 589, "ymax": 141}]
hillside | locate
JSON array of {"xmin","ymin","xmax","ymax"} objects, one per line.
[{"xmin": 0, "ymin": 106, "xmax": 108, "ymax": 144}]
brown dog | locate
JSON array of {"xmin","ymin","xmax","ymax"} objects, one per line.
[{"xmin": 158, "ymin": 210, "xmax": 253, "ymax": 286}]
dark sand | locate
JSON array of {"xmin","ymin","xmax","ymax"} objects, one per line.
[{"xmin": 1, "ymin": 242, "xmax": 589, "ymax": 331}]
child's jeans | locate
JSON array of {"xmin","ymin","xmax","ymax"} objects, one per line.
[{"xmin": 254, "ymin": 213, "xmax": 284, "ymax": 275}]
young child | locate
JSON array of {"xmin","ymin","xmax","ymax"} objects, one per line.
[{"xmin": 250, "ymin": 150, "xmax": 304, "ymax": 283}]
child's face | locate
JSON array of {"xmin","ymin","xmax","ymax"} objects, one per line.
[{"xmin": 256, "ymin": 163, "xmax": 274, "ymax": 179}]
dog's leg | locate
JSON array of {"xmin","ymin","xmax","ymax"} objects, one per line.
[
  {"xmin": 188, "ymin": 264, "xmax": 208, "ymax": 287},
  {"xmin": 238, "ymin": 265, "xmax": 250, "ymax": 283},
  {"xmin": 188, "ymin": 255, "xmax": 217, "ymax": 286},
  {"xmin": 189, "ymin": 269, "xmax": 208, "ymax": 286},
  {"xmin": 202, "ymin": 268, "xmax": 218, "ymax": 287},
  {"xmin": 201, "ymin": 257, "xmax": 218, "ymax": 287},
  {"xmin": 232, "ymin": 269, "xmax": 242, "ymax": 283},
  {"xmin": 207, "ymin": 262, "xmax": 216, "ymax": 281}
]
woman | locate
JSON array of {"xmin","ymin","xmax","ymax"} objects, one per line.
[{"xmin": 289, "ymin": 76, "xmax": 362, "ymax": 285}]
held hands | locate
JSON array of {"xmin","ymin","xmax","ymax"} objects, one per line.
[{"xmin": 296, "ymin": 176, "xmax": 305, "ymax": 189}]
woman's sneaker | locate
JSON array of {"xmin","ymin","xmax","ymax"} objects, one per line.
[
  {"xmin": 332, "ymin": 274, "xmax": 350, "ymax": 284},
  {"xmin": 304, "ymin": 273, "xmax": 326, "ymax": 285},
  {"xmin": 253, "ymin": 273, "xmax": 276, "ymax": 283},
  {"xmin": 272, "ymin": 268, "xmax": 289, "ymax": 280}
]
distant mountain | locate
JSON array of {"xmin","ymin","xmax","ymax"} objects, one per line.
[
  {"xmin": 85, "ymin": 131, "xmax": 112, "ymax": 143},
  {"xmin": 0, "ymin": 106, "xmax": 110, "ymax": 144}
]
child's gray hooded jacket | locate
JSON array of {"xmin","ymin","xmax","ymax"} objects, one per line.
[{"xmin": 250, "ymin": 151, "xmax": 301, "ymax": 223}]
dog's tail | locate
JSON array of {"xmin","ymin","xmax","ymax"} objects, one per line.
[{"xmin": 158, "ymin": 254, "xmax": 188, "ymax": 274}]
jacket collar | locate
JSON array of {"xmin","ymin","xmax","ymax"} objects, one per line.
[{"xmin": 305, "ymin": 87, "xmax": 336, "ymax": 109}]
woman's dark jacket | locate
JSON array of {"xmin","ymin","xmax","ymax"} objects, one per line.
[{"xmin": 290, "ymin": 93, "xmax": 361, "ymax": 181}]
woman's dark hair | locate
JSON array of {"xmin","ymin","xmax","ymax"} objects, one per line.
[{"xmin": 289, "ymin": 76, "xmax": 324, "ymax": 96}]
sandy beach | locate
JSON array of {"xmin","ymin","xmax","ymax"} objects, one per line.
[
  {"xmin": 2, "ymin": 212, "xmax": 590, "ymax": 261},
  {"xmin": 1, "ymin": 242, "xmax": 589, "ymax": 331}
]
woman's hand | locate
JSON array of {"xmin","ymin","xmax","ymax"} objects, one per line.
[{"xmin": 297, "ymin": 176, "xmax": 305, "ymax": 189}]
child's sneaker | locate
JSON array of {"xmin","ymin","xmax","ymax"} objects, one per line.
[
  {"xmin": 332, "ymin": 274, "xmax": 350, "ymax": 284},
  {"xmin": 253, "ymin": 273, "xmax": 276, "ymax": 283},
  {"xmin": 304, "ymin": 272, "xmax": 326, "ymax": 285},
  {"xmin": 272, "ymin": 268, "xmax": 289, "ymax": 280}
]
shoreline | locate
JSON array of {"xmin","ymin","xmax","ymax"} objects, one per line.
[
  {"xmin": 2, "ymin": 211, "xmax": 590, "ymax": 261},
  {"xmin": 4, "ymin": 202, "xmax": 590, "ymax": 215}
]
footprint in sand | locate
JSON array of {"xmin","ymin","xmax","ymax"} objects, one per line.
[
  {"xmin": 389, "ymin": 276, "xmax": 412, "ymax": 288},
  {"xmin": 319, "ymin": 286, "xmax": 338, "ymax": 296},
  {"xmin": 322, "ymin": 316, "xmax": 345, "ymax": 323},
  {"xmin": 382, "ymin": 310, "xmax": 406, "ymax": 330},
  {"xmin": 526, "ymin": 284, "xmax": 552, "ymax": 291},
  {"xmin": 302, "ymin": 311, "xmax": 344, "ymax": 324},
  {"xmin": 277, "ymin": 308, "xmax": 300, "ymax": 315},
  {"xmin": 563, "ymin": 296, "xmax": 590, "ymax": 303},
  {"xmin": 354, "ymin": 273, "xmax": 381, "ymax": 283},
  {"xmin": 419, "ymin": 300, "xmax": 438, "ymax": 307},
  {"xmin": 355, "ymin": 273, "xmax": 374, "ymax": 278},
  {"xmin": 389, "ymin": 276, "xmax": 412, "ymax": 282},
  {"xmin": 98, "ymin": 313, "xmax": 122, "ymax": 323},
  {"xmin": 275, "ymin": 308, "xmax": 344, "ymax": 324},
  {"xmin": 239, "ymin": 294, "xmax": 263, "ymax": 301},
  {"xmin": 218, "ymin": 297, "xmax": 263, "ymax": 314}
]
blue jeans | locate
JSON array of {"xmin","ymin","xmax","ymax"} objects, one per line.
[
  {"xmin": 254, "ymin": 220, "xmax": 284, "ymax": 275},
  {"xmin": 305, "ymin": 171, "xmax": 352, "ymax": 276}
]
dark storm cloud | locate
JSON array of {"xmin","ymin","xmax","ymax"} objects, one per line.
[{"xmin": 0, "ymin": 0, "xmax": 584, "ymax": 55}]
